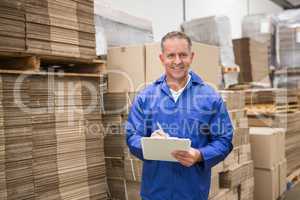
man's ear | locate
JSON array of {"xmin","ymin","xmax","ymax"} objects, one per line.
[
  {"xmin": 159, "ymin": 53, "xmax": 164, "ymax": 63},
  {"xmin": 191, "ymin": 52, "xmax": 195, "ymax": 61}
]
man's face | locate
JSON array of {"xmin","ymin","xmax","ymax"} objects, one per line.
[{"xmin": 160, "ymin": 38, "xmax": 194, "ymax": 82}]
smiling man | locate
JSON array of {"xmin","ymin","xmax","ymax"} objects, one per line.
[{"xmin": 126, "ymin": 31, "xmax": 233, "ymax": 200}]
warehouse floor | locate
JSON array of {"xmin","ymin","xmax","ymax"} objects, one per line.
[{"xmin": 285, "ymin": 183, "xmax": 300, "ymax": 200}]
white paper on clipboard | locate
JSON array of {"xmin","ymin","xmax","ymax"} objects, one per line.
[{"xmin": 141, "ymin": 137, "xmax": 191, "ymax": 162}]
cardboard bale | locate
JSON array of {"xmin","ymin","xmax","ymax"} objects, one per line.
[
  {"xmin": 220, "ymin": 161, "xmax": 253, "ymax": 189},
  {"xmin": 107, "ymin": 178, "xmax": 141, "ymax": 200},
  {"xmin": 0, "ymin": 74, "xmax": 107, "ymax": 200},
  {"xmin": 250, "ymin": 127, "xmax": 285, "ymax": 169},
  {"xmin": 242, "ymin": 14, "xmax": 275, "ymax": 67},
  {"xmin": 209, "ymin": 189, "xmax": 229, "ymax": 200},
  {"xmin": 124, "ymin": 158, "xmax": 143, "ymax": 182},
  {"xmin": 223, "ymin": 147, "xmax": 239, "ymax": 171},
  {"xmin": 240, "ymin": 177, "xmax": 254, "ymax": 200},
  {"xmin": 239, "ymin": 144, "xmax": 252, "ymax": 164},
  {"xmin": 104, "ymin": 134, "xmax": 126, "ymax": 158},
  {"xmin": 219, "ymin": 90, "xmax": 245, "ymax": 111},
  {"xmin": 209, "ymin": 174, "xmax": 220, "ymax": 198},
  {"xmin": 105, "ymin": 157, "xmax": 125, "ymax": 179},
  {"xmin": 233, "ymin": 38, "xmax": 270, "ymax": 85},
  {"xmin": 254, "ymin": 167, "xmax": 279, "ymax": 200},
  {"xmin": 279, "ymin": 159, "xmax": 287, "ymax": 196}
]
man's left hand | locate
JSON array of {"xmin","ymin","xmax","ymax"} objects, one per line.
[{"xmin": 172, "ymin": 148, "xmax": 202, "ymax": 167}]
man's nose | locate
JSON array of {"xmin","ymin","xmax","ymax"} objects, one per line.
[{"xmin": 174, "ymin": 54, "xmax": 182, "ymax": 64}]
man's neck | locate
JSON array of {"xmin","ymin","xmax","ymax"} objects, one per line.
[{"xmin": 166, "ymin": 75, "xmax": 189, "ymax": 92}]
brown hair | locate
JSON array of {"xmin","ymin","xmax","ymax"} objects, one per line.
[{"xmin": 161, "ymin": 31, "xmax": 192, "ymax": 52}]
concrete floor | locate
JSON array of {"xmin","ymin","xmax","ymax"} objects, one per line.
[{"xmin": 285, "ymin": 183, "xmax": 300, "ymax": 200}]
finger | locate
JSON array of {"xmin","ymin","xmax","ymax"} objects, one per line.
[
  {"xmin": 173, "ymin": 154, "xmax": 193, "ymax": 164},
  {"xmin": 178, "ymin": 159, "xmax": 193, "ymax": 167},
  {"xmin": 172, "ymin": 150, "xmax": 189, "ymax": 157}
]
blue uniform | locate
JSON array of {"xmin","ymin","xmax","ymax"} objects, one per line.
[{"xmin": 126, "ymin": 71, "xmax": 233, "ymax": 200}]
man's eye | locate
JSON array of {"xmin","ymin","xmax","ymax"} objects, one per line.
[
  {"xmin": 167, "ymin": 54, "xmax": 175, "ymax": 59},
  {"xmin": 180, "ymin": 53, "xmax": 188, "ymax": 58}
]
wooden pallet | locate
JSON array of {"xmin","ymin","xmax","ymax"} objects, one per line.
[
  {"xmin": 246, "ymin": 103, "xmax": 300, "ymax": 115},
  {"xmin": 0, "ymin": 51, "xmax": 106, "ymax": 74},
  {"xmin": 222, "ymin": 66, "xmax": 240, "ymax": 73},
  {"xmin": 287, "ymin": 168, "xmax": 300, "ymax": 190}
]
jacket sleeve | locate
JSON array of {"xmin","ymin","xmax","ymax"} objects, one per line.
[
  {"xmin": 199, "ymin": 97, "xmax": 233, "ymax": 170},
  {"xmin": 126, "ymin": 95, "xmax": 148, "ymax": 160}
]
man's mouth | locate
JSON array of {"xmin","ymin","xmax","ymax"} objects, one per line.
[{"xmin": 170, "ymin": 65, "xmax": 184, "ymax": 70}]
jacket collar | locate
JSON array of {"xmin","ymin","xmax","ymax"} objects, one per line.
[{"xmin": 154, "ymin": 70, "xmax": 204, "ymax": 85}]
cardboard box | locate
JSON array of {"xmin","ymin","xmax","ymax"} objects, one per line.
[
  {"xmin": 145, "ymin": 43, "xmax": 164, "ymax": 84},
  {"xmin": 209, "ymin": 189, "xmax": 229, "ymax": 200},
  {"xmin": 145, "ymin": 42, "xmax": 222, "ymax": 88},
  {"xmin": 209, "ymin": 174, "xmax": 220, "ymax": 198},
  {"xmin": 254, "ymin": 167, "xmax": 279, "ymax": 200},
  {"xmin": 250, "ymin": 127, "xmax": 284, "ymax": 169},
  {"xmin": 107, "ymin": 45, "xmax": 146, "ymax": 92},
  {"xmin": 277, "ymin": 131, "xmax": 285, "ymax": 161},
  {"xmin": 191, "ymin": 42, "xmax": 222, "ymax": 89},
  {"xmin": 279, "ymin": 159, "xmax": 287, "ymax": 196}
]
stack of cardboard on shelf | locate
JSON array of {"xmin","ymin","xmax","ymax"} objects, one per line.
[
  {"xmin": 250, "ymin": 127, "xmax": 286, "ymax": 200},
  {"xmin": 26, "ymin": 0, "xmax": 96, "ymax": 59},
  {"xmin": 102, "ymin": 92, "xmax": 142, "ymax": 200},
  {"xmin": 245, "ymin": 88, "xmax": 299, "ymax": 116},
  {"xmin": 1, "ymin": 75, "xmax": 34, "ymax": 200},
  {"xmin": 0, "ymin": 0, "xmax": 26, "ymax": 52},
  {"xmin": 0, "ymin": 73, "xmax": 107, "ymax": 199},
  {"xmin": 233, "ymin": 38, "xmax": 270, "ymax": 85},
  {"xmin": 0, "ymin": 0, "xmax": 96, "ymax": 60},
  {"xmin": 245, "ymin": 88, "xmax": 300, "ymax": 182},
  {"xmin": 0, "ymin": 77, "xmax": 5, "ymax": 199},
  {"xmin": 208, "ymin": 90, "xmax": 254, "ymax": 200}
]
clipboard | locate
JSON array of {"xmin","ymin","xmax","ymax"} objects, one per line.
[{"xmin": 141, "ymin": 137, "xmax": 191, "ymax": 162}]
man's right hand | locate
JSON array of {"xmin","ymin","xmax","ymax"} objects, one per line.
[{"xmin": 151, "ymin": 130, "xmax": 169, "ymax": 138}]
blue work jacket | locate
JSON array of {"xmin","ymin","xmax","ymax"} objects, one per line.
[{"xmin": 126, "ymin": 71, "xmax": 233, "ymax": 200}]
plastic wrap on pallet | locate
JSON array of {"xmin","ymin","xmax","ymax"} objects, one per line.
[
  {"xmin": 181, "ymin": 16, "xmax": 236, "ymax": 67},
  {"xmin": 181, "ymin": 15, "xmax": 238, "ymax": 87},
  {"xmin": 274, "ymin": 9, "xmax": 300, "ymax": 24},
  {"xmin": 94, "ymin": 3, "xmax": 153, "ymax": 56},
  {"xmin": 242, "ymin": 14, "xmax": 276, "ymax": 67},
  {"xmin": 274, "ymin": 9, "xmax": 300, "ymax": 68},
  {"xmin": 242, "ymin": 14, "xmax": 275, "ymax": 42},
  {"xmin": 274, "ymin": 73, "xmax": 300, "ymax": 88}
]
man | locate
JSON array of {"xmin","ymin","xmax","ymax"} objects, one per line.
[{"xmin": 126, "ymin": 31, "xmax": 233, "ymax": 200}]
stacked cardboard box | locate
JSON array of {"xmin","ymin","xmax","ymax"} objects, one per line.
[
  {"xmin": 244, "ymin": 88, "xmax": 300, "ymax": 176},
  {"xmin": 0, "ymin": 73, "xmax": 107, "ymax": 199},
  {"xmin": 245, "ymin": 88, "xmax": 299, "ymax": 115},
  {"xmin": 233, "ymin": 38, "xmax": 270, "ymax": 85},
  {"xmin": 0, "ymin": 77, "xmax": 4, "ymax": 199},
  {"xmin": 207, "ymin": 90, "xmax": 254, "ymax": 200},
  {"xmin": 250, "ymin": 127, "xmax": 287, "ymax": 200},
  {"xmin": 0, "ymin": 0, "xmax": 96, "ymax": 60},
  {"xmin": 242, "ymin": 14, "xmax": 275, "ymax": 67},
  {"xmin": 26, "ymin": 0, "xmax": 96, "ymax": 59},
  {"xmin": 181, "ymin": 16, "xmax": 239, "ymax": 87},
  {"xmin": 0, "ymin": 1, "xmax": 26, "ymax": 52},
  {"xmin": 276, "ymin": 26, "xmax": 300, "ymax": 68},
  {"xmin": 102, "ymin": 93, "xmax": 142, "ymax": 200}
]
